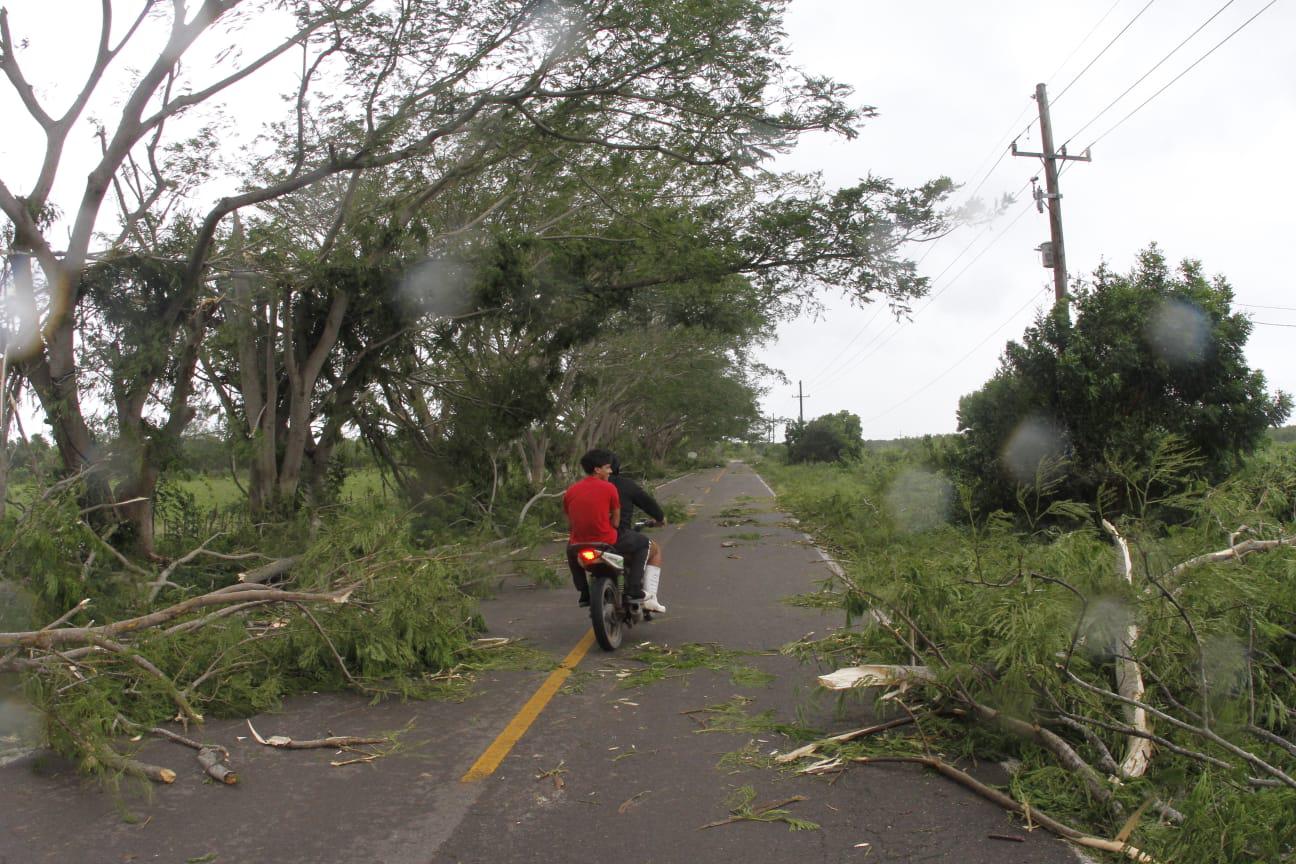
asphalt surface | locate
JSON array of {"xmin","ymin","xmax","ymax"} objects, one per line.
[{"xmin": 0, "ymin": 462, "xmax": 1084, "ymax": 864}]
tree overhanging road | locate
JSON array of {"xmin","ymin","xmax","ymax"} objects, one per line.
[{"xmin": 0, "ymin": 462, "xmax": 1080, "ymax": 864}]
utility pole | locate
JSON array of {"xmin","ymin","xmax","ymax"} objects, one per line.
[
  {"xmin": 1012, "ymin": 83, "xmax": 1091, "ymax": 313},
  {"xmin": 793, "ymin": 381, "xmax": 809, "ymax": 424}
]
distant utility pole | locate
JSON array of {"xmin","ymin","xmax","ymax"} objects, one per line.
[
  {"xmin": 1012, "ymin": 82, "xmax": 1092, "ymax": 313},
  {"xmin": 793, "ymin": 381, "xmax": 809, "ymax": 424}
]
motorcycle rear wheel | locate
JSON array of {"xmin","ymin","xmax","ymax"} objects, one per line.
[{"xmin": 589, "ymin": 575, "xmax": 623, "ymax": 651}]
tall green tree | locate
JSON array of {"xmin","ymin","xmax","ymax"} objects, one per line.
[
  {"xmin": 2, "ymin": 0, "xmax": 950, "ymax": 541},
  {"xmin": 787, "ymin": 410, "xmax": 863, "ymax": 463},
  {"xmin": 949, "ymin": 246, "xmax": 1291, "ymax": 516}
]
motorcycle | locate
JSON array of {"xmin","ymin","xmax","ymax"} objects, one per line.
[{"xmin": 569, "ymin": 522, "xmax": 655, "ymax": 651}]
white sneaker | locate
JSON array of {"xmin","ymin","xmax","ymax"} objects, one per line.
[{"xmin": 643, "ymin": 595, "xmax": 667, "ymax": 613}]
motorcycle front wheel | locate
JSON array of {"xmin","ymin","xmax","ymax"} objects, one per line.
[{"xmin": 589, "ymin": 574, "xmax": 623, "ymax": 651}]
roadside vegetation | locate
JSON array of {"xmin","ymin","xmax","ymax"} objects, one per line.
[{"xmin": 759, "ymin": 275, "xmax": 1294, "ymax": 862}]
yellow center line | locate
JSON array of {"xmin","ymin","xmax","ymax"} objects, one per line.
[
  {"xmin": 460, "ymin": 476, "xmax": 706, "ymax": 783},
  {"xmin": 460, "ymin": 629, "xmax": 596, "ymax": 782}
]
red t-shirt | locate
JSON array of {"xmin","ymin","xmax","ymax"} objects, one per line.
[{"xmin": 563, "ymin": 476, "xmax": 620, "ymax": 544}]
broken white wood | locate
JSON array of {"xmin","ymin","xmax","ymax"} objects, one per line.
[
  {"xmin": 775, "ymin": 716, "xmax": 917, "ymax": 763},
  {"xmin": 1101, "ymin": 519, "xmax": 1153, "ymax": 779},
  {"xmin": 818, "ymin": 664, "xmax": 935, "ymax": 695}
]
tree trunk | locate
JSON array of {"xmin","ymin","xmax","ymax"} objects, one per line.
[{"xmin": 278, "ymin": 290, "xmax": 348, "ymax": 506}]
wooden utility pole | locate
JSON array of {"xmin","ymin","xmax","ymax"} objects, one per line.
[
  {"xmin": 1013, "ymin": 82, "xmax": 1091, "ymax": 312},
  {"xmin": 794, "ymin": 381, "xmax": 809, "ymax": 424}
]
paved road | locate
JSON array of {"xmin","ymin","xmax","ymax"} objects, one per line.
[{"xmin": 0, "ymin": 462, "xmax": 1082, "ymax": 864}]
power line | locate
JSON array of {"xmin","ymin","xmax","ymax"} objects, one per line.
[
  {"xmin": 1062, "ymin": 0, "xmax": 1240, "ymax": 150},
  {"xmin": 816, "ymin": 193, "xmax": 1037, "ymax": 389},
  {"xmin": 1083, "ymin": 0, "xmax": 1280, "ymax": 150},
  {"xmin": 862, "ymin": 286, "xmax": 1052, "ymax": 424},
  {"xmin": 1047, "ymin": 0, "xmax": 1127, "ymax": 87},
  {"xmin": 962, "ymin": 0, "xmax": 1124, "ymax": 207},
  {"xmin": 1253, "ymin": 320, "xmax": 1296, "ymax": 328},
  {"xmin": 807, "ymin": 303, "xmax": 884, "ymax": 382},
  {"xmin": 1237, "ymin": 302, "xmax": 1296, "ymax": 311},
  {"xmin": 810, "ymin": 176, "xmax": 1032, "ymax": 387},
  {"xmin": 963, "ymin": 110, "xmax": 1035, "ymax": 205},
  {"xmin": 1053, "ymin": 0, "xmax": 1159, "ymax": 105},
  {"xmin": 914, "ymin": 183, "xmax": 1034, "ymax": 314}
]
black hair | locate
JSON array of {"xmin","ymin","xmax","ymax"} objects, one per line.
[
  {"xmin": 580, "ymin": 448, "xmax": 615, "ymax": 475},
  {"xmin": 609, "ymin": 454, "xmax": 621, "ymax": 475}
]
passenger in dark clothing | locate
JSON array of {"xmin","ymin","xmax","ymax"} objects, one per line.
[
  {"xmin": 609, "ymin": 455, "xmax": 668, "ymax": 613},
  {"xmin": 608, "ymin": 462, "xmax": 665, "ymax": 533}
]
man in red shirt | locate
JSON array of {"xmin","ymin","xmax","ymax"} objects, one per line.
[{"xmin": 564, "ymin": 448, "xmax": 649, "ymax": 607}]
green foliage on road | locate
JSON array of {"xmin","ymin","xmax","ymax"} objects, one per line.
[{"xmin": 758, "ymin": 441, "xmax": 1296, "ymax": 863}]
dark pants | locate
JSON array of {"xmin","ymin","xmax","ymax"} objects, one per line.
[{"xmin": 567, "ymin": 530, "xmax": 650, "ymax": 600}]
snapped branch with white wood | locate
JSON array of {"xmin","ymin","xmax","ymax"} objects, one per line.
[
  {"xmin": 817, "ymin": 664, "xmax": 935, "ymax": 701},
  {"xmin": 1101, "ymin": 519, "xmax": 1153, "ymax": 779}
]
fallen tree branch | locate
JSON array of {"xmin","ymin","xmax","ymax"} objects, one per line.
[
  {"xmin": 246, "ymin": 719, "xmax": 386, "ymax": 749},
  {"xmin": 1161, "ymin": 534, "xmax": 1296, "ymax": 584},
  {"xmin": 140, "ymin": 725, "xmax": 238, "ymax": 785},
  {"xmin": 1101, "ymin": 519, "xmax": 1153, "ymax": 778},
  {"xmin": 0, "ymin": 584, "xmax": 357, "ymax": 650},
  {"xmin": 98, "ymin": 748, "xmax": 177, "ymax": 785},
  {"xmin": 1062, "ymin": 668, "xmax": 1296, "ymax": 789},
  {"xmin": 775, "ymin": 716, "xmax": 916, "ymax": 764},
  {"xmin": 147, "ymin": 533, "xmax": 226, "ymax": 602},
  {"xmin": 516, "ymin": 487, "xmax": 563, "ymax": 532},
  {"xmin": 89, "ymin": 636, "xmax": 203, "ymax": 725},
  {"xmin": 817, "ymin": 664, "xmax": 935, "ymax": 696},
  {"xmin": 238, "ymin": 555, "xmax": 302, "ymax": 584},
  {"xmin": 851, "ymin": 755, "xmax": 1155, "ymax": 862},
  {"xmin": 197, "ymin": 746, "xmax": 239, "ymax": 784},
  {"xmin": 697, "ymin": 795, "xmax": 809, "ymax": 830}
]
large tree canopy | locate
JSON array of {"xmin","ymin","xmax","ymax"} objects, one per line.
[{"xmin": 1, "ymin": 0, "xmax": 951, "ymax": 549}]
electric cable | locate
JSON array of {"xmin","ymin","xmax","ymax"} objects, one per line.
[
  {"xmin": 1047, "ymin": 0, "xmax": 1127, "ymax": 88},
  {"xmin": 810, "ymin": 174, "xmax": 1032, "ymax": 387},
  {"xmin": 1082, "ymin": 0, "xmax": 1280, "ymax": 150},
  {"xmin": 809, "ymin": 221, "xmax": 998, "ymax": 386},
  {"xmin": 963, "ymin": 0, "xmax": 1125, "ymax": 204},
  {"xmin": 816, "ymin": 192, "xmax": 1037, "ymax": 389},
  {"xmin": 862, "ymin": 285, "xmax": 1052, "ymax": 424},
  {"xmin": 1237, "ymin": 302, "xmax": 1296, "ymax": 311},
  {"xmin": 1053, "ymin": 0, "xmax": 1159, "ymax": 105},
  {"xmin": 805, "ymin": 303, "xmax": 885, "ymax": 383},
  {"xmin": 1061, "ymin": 0, "xmax": 1239, "ymax": 151}
]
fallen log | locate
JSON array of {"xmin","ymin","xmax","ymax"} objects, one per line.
[
  {"xmin": 98, "ymin": 749, "xmax": 176, "ymax": 784},
  {"xmin": 144, "ymin": 726, "xmax": 238, "ymax": 785},
  {"xmin": 197, "ymin": 747, "xmax": 238, "ymax": 785},
  {"xmin": 238, "ymin": 556, "xmax": 302, "ymax": 585}
]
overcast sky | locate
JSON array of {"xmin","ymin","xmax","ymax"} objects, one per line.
[{"xmin": 764, "ymin": 0, "xmax": 1296, "ymax": 440}]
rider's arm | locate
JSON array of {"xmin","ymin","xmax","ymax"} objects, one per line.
[{"xmin": 630, "ymin": 482, "xmax": 666, "ymax": 524}]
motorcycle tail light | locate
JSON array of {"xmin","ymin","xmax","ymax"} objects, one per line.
[{"xmin": 578, "ymin": 548, "xmax": 601, "ymax": 563}]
